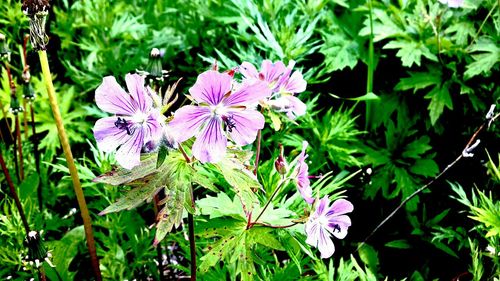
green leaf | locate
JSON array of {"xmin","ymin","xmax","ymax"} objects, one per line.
[
  {"xmin": 358, "ymin": 243, "xmax": 379, "ymax": 271},
  {"xmin": 384, "ymin": 40, "xmax": 437, "ymax": 67},
  {"xmin": 94, "ymin": 155, "xmax": 157, "ymax": 185},
  {"xmin": 426, "ymin": 85, "xmax": 453, "ymax": 125},
  {"xmin": 330, "ymin": 92, "xmax": 380, "ymax": 101},
  {"xmin": 216, "ymin": 157, "xmax": 260, "ymax": 212},
  {"xmin": 465, "ymin": 38, "xmax": 500, "ymax": 79},
  {"xmin": 385, "ymin": 239, "xmax": 411, "ymax": 249},
  {"xmin": 395, "ymin": 71, "xmax": 441, "ymax": 92},
  {"xmin": 156, "ymin": 144, "xmax": 169, "ymax": 168},
  {"xmin": 402, "ymin": 136, "xmax": 432, "ymax": 159},
  {"xmin": 410, "ymin": 159, "xmax": 439, "ymax": 177},
  {"xmin": 197, "ymin": 193, "xmax": 245, "ymax": 220},
  {"xmin": 321, "ymin": 32, "xmax": 359, "ymax": 72},
  {"xmin": 48, "ymin": 226, "xmax": 85, "ymax": 280}
]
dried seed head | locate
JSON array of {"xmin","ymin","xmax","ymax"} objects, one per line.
[{"xmin": 22, "ymin": 0, "xmax": 50, "ymax": 17}]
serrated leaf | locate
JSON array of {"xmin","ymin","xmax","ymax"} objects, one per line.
[
  {"xmin": 465, "ymin": 38, "xmax": 500, "ymax": 79},
  {"xmin": 410, "ymin": 159, "xmax": 439, "ymax": 177},
  {"xmin": 395, "ymin": 71, "xmax": 441, "ymax": 92},
  {"xmin": 197, "ymin": 193, "xmax": 245, "ymax": 220},
  {"xmin": 402, "ymin": 136, "xmax": 432, "ymax": 159},
  {"xmin": 426, "ymin": 85, "xmax": 453, "ymax": 125},
  {"xmin": 94, "ymin": 155, "xmax": 157, "ymax": 185},
  {"xmin": 154, "ymin": 153, "xmax": 194, "ymax": 244},
  {"xmin": 321, "ymin": 32, "xmax": 359, "ymax": 72},
  {"xmin": 394, "ymin": 168, "xmax": 419, "ymax": 212},
  {"xmin": 99, "ymin": 179, "xmax": 162, "ymax": 215},
  {"xmin": 385, "ymin": 239, "xmax": 411, "ymax": 249},
  {"xmin": 216, "ymin": 158, "xmax": 260, "ymax": 212}
]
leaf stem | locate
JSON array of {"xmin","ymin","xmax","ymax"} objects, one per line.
[
  {"xmin": 250, "ymin": 177, "xmax": 289, "ymax": 228},
  {"xmin": 188, "ymin": 213, "xmax": 196, "ymax": 281},
  {"xmin": 365, "ymin": 0, "xmax": 375, "ymax": 129},
  {"xmin": 15, "ymin": 114, "xmax": 25, "ymax": 181},
  {"xmin": 153, "ymin": 196, "xmax": 166, "ymax": 281},
  {"xmin": 38, "ymin": 50, "xmax": 102, "ymax": 281}
]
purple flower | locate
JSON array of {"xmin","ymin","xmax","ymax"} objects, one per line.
[
  {"xmin": 240, "ymin": 60, "xmax": 307, "ymax": 119},
  {"xmin": 168, "ymin": 70, "xmax": 271, "ymax": 163},
  {"xmin": 294, "ymin": 141, "xmax": 314, "ymax": 204},
  {"xmin": 439, "ymin": 0, "xmax": 463, "ymax": 8},
  {"xmin": 305, "ymin": 197, "xmax": 353, "ymax": 259},
  {"xmin": 93, "ymin": 73, "xmax": 162, "ymax": 169}
]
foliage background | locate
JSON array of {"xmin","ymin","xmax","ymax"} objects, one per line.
[{"xmin": 0, "ymin": 0, "xmax": 499, "ymax": 280}]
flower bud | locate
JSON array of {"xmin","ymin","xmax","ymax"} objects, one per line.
[{"xmin": 274, "ymin": 144, "xmax": 287, "ymax": 175}]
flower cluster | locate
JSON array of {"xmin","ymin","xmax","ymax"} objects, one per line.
[{"xmin": 240, "ymin": 60, "xmax": 307, "ymax": 120}]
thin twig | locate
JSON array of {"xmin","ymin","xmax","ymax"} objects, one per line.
[
  {"xmin": 0, "ymin": 150, "xmax": 30, "ymax": 234},
  {"xmin": 30, "ymin": 102, "xmax": 42, "ymax": 210},
  {"xmin": 356, "ymin": 112, "xmax": 500, "ymax": 252},
  {"xmin": 249, "ymin": 177, "xmax": 289, "ymax": 228}
]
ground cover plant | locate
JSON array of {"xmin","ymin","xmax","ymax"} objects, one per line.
[{"xmin": 0, "ymin": 0, "xmax": 499, "ymax": 280}]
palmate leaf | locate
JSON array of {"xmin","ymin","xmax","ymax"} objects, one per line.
[
  {"xmin": 464, "ymin": 38, "xmax": 500, "ymax": 79},
  {"xmin": 96, "ymin": 152, "xmax": 194, "ymax": 244},
  {"xmin": 215, "ymin": 157, "xmax": 260, "ymax": 212},
  {"xmin": 198, "ymin": 218, "xmax": 284, "ymax": 281}
]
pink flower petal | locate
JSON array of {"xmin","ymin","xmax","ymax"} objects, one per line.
[
  {"xmin": 327, "ymin": 199, "xmax": 354, "ymax": 216},
  {"xmin": 189, "ymin": 70, "xmax": 232, "ymax": 106},
  {"xmin": 169, "ymin": 106, "xmax": 211, "ymax": 143},
  {"xmin": 192, "ymin": 117, "xmax": 227, "ymax": 163},
  {"xmin": 95, "ymin": 76, "xmax": 136, "ymax": 115},
  {"xmin": 240, "ymin": 62, "xmax": 259, "ymax": 79},
  {"xmin": 115, "ymin": 129, "xmax": 144, "ymax": 169},
  {"xmin": 317, "ymin": 227, "xmax": 336, "ymax": 258},
  {"xmin": 226, "ymin": 109, "xmax": 264, "ymax": 145},
  {"xmin": 329, "ymin": 215, "xmax": 352, "ymax": 239},
  {"xmin": 281, "ymin": 71, "xmax": 307, "ymax": 94},
  {"xmin": 261, "ymin": 60, "xmax": 286, "ymax": 84},
  {"xmin": 93, "ymin": 117, "xmax": 130, "ymax": 152},
  {"xmin": 224, "ymin": 80, "xmax": 272, "ymax": 106},
  {"xmin": 125, "ymin": 73, "xmax": 152, "ymax": 112}
]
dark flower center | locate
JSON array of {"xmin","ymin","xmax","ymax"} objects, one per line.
[
  {"xmin": 333, "ymin": 224, "xmax": 341, "ymax": 233},
  {"xmin": 222, "ymin": 115, "xmax": 236, "ymax": 133},
  {"xmin": 114, "ymin": 117, "xmax": 134, "ymax": 135}
]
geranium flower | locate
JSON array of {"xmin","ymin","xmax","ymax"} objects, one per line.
[
  {"xmin": 240, "ymin": 60, "xmax": 307, "ymax": 119},
  {"xmin": 168, "ymin": 70, "xmax": 271, "ymax": 163},
  {"xmin": 294, "ymin": 141, "xmax": 314, "ymax": 204},
  {"xmin": 439, "ymin": 0, "xmax": 463, "ymax": 8},
  {"xmin": 93, "ymin": 73, "xmax": 162, "ymax": 169},
  {"xmin": 305, "ymin": 197, "xmax": 353, "ymax": 259}
]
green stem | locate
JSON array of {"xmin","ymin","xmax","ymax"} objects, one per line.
[
  {"xmin": 365, "ymin": 0, "xmax": 375, "ymax": 130},
  {"xmin": 249, "ymin": 178, "xmax": 289, "ymax": 228},
  {"xmin": 38, "ymin": 50, "xmax": 102, "ymax": 281},
  {"xmin": 253, "ymin": 129, "xmax": 262, "ymax": 175}
]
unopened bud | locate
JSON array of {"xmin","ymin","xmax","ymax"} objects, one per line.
[{"xmin": 274, "ymin": 144, "xmax": 287, "ymax": 175}]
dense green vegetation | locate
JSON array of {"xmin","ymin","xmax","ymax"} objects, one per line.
[{"xmin": 0, "ymin": 0, "xmax": 499, "ymax": 280}]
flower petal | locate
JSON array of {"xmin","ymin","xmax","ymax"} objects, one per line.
[
  {"xmin": 95, "ymin": 76, "xmax": 136, "ymax": 115},
  {"xmin": 261, "ymin": 60, "xmax": 286, "ymax": 84},
  {"xmin": 192, "ymin": 117, "xmax": 227, "ymax": 163},
  {"xmin": 226, "ymin": 109, "xmax": 264, "ymax": 145},
  {"xmin": 125, "ymin": 73, "xmax": 151, "ymax": 112},
  {"xmin": 169, "ymin": 105, "xmax": 211, "ymax": 143},
  {"xmin": 329, "ymin": 215, "xmax": 351, "ymax": 239},
  {"xmin": 93, "ymin": 117, "xmax": 130, "ymax": 152},
  {"xmin": 189, "ymin": 70, "xmax": 232, "ymax": 106},
  {"xmin": 115, "ymin": 129, "xmax": 144, "ymax": 169},
  {"xmin": 240, "ymin": 62, "xmax": 259, "ymax": 79},
  {"xmin": 317, "ymin": 228, "xmax": 335, "ymax": 259},
  {"xmin": 281, "ymin": 71, "xmax": 307, "ymax": 94},
  {"xmin": 224, "ymin": 80, "xmax": 272, "ymax": 106},
  {"xmin": 316, "ymin": 196, "xmax": 330, "ymax": 217},
  {"xmin": 326, "ymin": 199, "xmax": 354, "ymax": 216}
]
